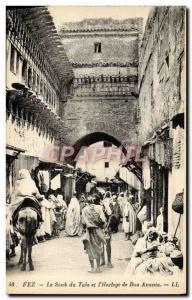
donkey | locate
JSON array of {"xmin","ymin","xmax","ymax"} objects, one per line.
[{"xmin": 13, "ymin": 196, "xmax": 42, "ymax": 271}]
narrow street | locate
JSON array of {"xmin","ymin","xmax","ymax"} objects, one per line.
[
  {"xmin": 7, "ymin": 231, "xmax": 133, "ymax": 281},
  {"xmin": 5, "ymin": 6, "xmax": 186, "ymax": 295}
]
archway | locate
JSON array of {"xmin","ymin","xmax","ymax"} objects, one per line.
[
  {"xmin": 64, "ymin": 131, "xmax": 142, "ymax": 182},
  {"xmin": 70, "ymin": 132, "xmax": 126, "ymax": 195},
  {"xmin": 71, "ymin": 131, "xmax": 127, "ymax": 163}
]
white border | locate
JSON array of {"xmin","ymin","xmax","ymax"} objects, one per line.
[{"xmin": 0, "ymin": 1, "xmax": 191, "ymax": 299}]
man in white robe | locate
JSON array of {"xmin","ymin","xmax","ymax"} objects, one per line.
[{"xmin": 123, "ymin": 196, "xmax": 137, "ymax": 240}]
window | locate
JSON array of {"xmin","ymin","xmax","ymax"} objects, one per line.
[
  {"xmin": 151, "ymin": 82, "xmax": 154, "ymax": 110},
  {"xmin": 165, "ymin": 54, "xmax": 169, "ymax": 68},
  {"xmin": 150, "ymin": 82, "xmax": 153, "ymax": 100},
  {"xmin": 22, "ymin": 60, "xmax": 28, "ymax": 83},
  {"xmin": 40, "ymin": 81, "xmax": 43, "ymax": 95},
  {"xmin": 94, "ymin": 42, "xmax": 101, "ymax": 53},
  {"xmin": 36, "ymin": 75, "xmax": 40, "ymax": 94},
  {"xmin": 28, "ymin": 67, "xmax": 32, "ymax": 88},
  {"xmin": 159, "ymin": 37, "xmax": 163, "ymax": 56},
  {"xmin": 44, "ymin": 87, "xmax": 47, "ymax": 102},
  {"xmin": 10, "ymin": 45, "xmax": 17, "ymax": 73},
  {"xmin": 164, "ymin": 53, "xmax": 170, "ymax": 82},
  {"xmin": 53, "ymin": 95, "xmax": 56, "ymax": 108},
  {"xmin": 103, "ymin": 141, "xmax": 112, "ymax": 147},
  {"xmin": 16, "ymin": 52, "xmax": 20, "ymax": 74},
  {"xmin": 158, "ymin": 36, "xmax": 164, "ymax": 71},
  {"xmin": 33, "ymin": 71, "xmax": 36, "ymax": 91},
  {"xmin": 105, "ymin": 162, "xmax": 109, "ymax": 168}
]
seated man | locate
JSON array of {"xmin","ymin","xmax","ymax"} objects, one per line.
[{"xmin": 126, "ymin": 227, "xmax": 178, "ymax": 276}]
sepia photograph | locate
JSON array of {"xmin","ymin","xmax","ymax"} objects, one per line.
[{"xmin": 5, "ymin": 5, "xmax": 186, "ymax": 295}]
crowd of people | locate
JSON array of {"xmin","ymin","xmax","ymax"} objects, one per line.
[
  {"xmin": 6, "ymin": 169, "xmax": 183, "ymax": 275},
  {"xmin": 6, "ymin": 170, "xmax": 68, "ymax": 259}
]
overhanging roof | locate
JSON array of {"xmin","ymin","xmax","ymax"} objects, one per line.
[{"xmin": 11, "ymin": 6, "xmax": 74, "ymax": 82}]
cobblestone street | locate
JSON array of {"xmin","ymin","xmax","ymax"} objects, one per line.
[{"xmin": 7, "ymin": 231, "xmax": 133, "ymax": 281}]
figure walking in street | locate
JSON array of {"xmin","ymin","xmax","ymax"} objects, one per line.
[
  {"xmin": 11, "ymin": 169, "xmax": 43, "ymax": 271},
  {"xmin": 6, "ymin": 205, "xmax": 19, "ymax": 259},
  {"xmin": 117, "ymin": 192, "xmax": 124, "ymax": 210},
  {"xmin": 56, "ymin": 188, "xmax": 68, "ymax": 231},
  {"xmin": 47, "ymin": 193, "xmax": 57, "ymax": 237},
  {"xmin": 122, "ymin": 194, "xmax": 137, "ymax": 240},
  {"xmin": 82, "ymin": 195, "xmax": 106, "ymax": 273},
  {"xmin": 102, "ymin": 191, "xmax": 112, "ymax": 216},
  {"xmin": 65, "ymin": 192, "xmax": 81, "ymax": 236},
  {"xmin": 36, "ymin": 196, "xmax": 53, "ymax": 241},
  {"xmin": 109, "ymin": 194, "xmax": 121, "ymax": 233},
  {"xmin": 95, "ymin": 193, "xmax": 113, "ymax": 268}
]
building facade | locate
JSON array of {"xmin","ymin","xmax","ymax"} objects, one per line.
[
  {"xmin": 76, "ymin": 141, "xmax": 121, "ymax": 182},
  {"xmin": 59, "ymin": 18, "xmax": 143, "ymax": 148},
  {"xmin": 6, "ymin": 7, "xmax": 74, "ymax": 202},
  {"xmin": 6, "ymin": 7, "xmax": 186, "ymax": 245},
  {"xmin": 138, "ymin": 7, "xmax": 185, "ymax": 246}
]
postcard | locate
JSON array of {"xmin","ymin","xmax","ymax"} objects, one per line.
[{"xmin": 6, "ymin": 6, "xmax": 186, "ymax": 295}]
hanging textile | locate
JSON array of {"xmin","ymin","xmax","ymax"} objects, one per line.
[
  {"xmin": 155, "ymin": 142, "xmax": 160, "ymax": 165},
  {"xmin": 37, "ymin": 170, "xmax": 50, "ymax": 193},
  {"xmin": 155, "ymin": 141, "xmax": 165, "ymax": 167},
  {"xmin": 172, "ymin": 125, "xmax": 184, "ymax": 170},
  {"xmin": 164, "ymin": 139, "xmax": 173, "ymax": 169},
  {"xmin": 142, "ymin": 159, "xmax": 151, "ymax": 190},
  {"xmin": 86, "ymin": 182, "xmax": 92, "ymax": 193},
  {"xmin": 119, "ymin": 167, "xmax": 140, "ymax": 190},
  {"xmin": 148, "ymin": 143, "xmax": 155, "ymax": 161},
  {"xmin": 51, "ymin": 174, "xmax": 61, "ymax": 190}
]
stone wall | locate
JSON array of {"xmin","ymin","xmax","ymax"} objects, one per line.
[
  {"xmin": 138, "ymin": 7, "xmax": 185, "ymax": 144},
  {"xmin": 6, "ymin": 113, "xmax": 57, "ymax": 160},
  {"xmin": 59, "ymin": 18, "xmax": 142, "ymax": 146},
  {"xmin": 60, "ymin": 18, "xmax": 142, "ymax": 32},
  {"xmin": 62, "ymin": 97, "xmax": 137, "ymax": 146},
  {"xmin": 6, "ymin": 7, "xmax": 73, "ymax": 160},
  {"xmin": 61, "ymin": 34, "xmax": 139, "ymax": 67},
  {"xmin": 72, "ymin": 66, "xmax": 137, "ymax": 78},
  {"xmin": 138, "ymin": 7, "xmax": 186, "ymax": 241}
]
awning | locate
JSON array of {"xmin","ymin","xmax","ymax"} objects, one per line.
[
  {"xmin": 142, "ymin": 123, "xmax": 170, "ymax": 148},
  {"xmin": 38, "ymin": 158, "xmax": 73, "ymax": 173},
  {"xmin": 6, "ymin": 144, "xmax": 25, "ymax": 156},
  {"xmin": 119, "ymin": 167, "xmax": 140, "ymax": 190},
  {"xmin": 6, "ymin": 144, "xmax": 26, "ymax": 164},
  {"xmin": 124, "ymin": 161, "xmax": 142, "ymax": 182}
]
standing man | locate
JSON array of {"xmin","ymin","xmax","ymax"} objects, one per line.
[
  {"xmin": 65, "ymin": 192, "xmax": 81, "ymax": 236},
  {"xmin": 82, "ymin": 195, "xmax": 106, "ymax": 273},
  {"xmin": 100, "ymin": 194, "xmax": 113, "ymax": 268},
  {"xmin": 109, "ymin": 195, "xmax": 121, "ymax": 233},
  {"xmin": 123, "ymin": 195, "xmax": 137, "ymax": 240}
]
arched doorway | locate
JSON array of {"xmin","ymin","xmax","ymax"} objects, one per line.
[
  {"xmin": 62, "ymin": 132, "xmax": 141, "ymax": 198},
  {"xmin": 69, "ymin": 132, "xmax": 127, "ymax": 196},
  {"xmin": 70, "ymin": 131, "xmax": 127, "ymax": 163}
]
